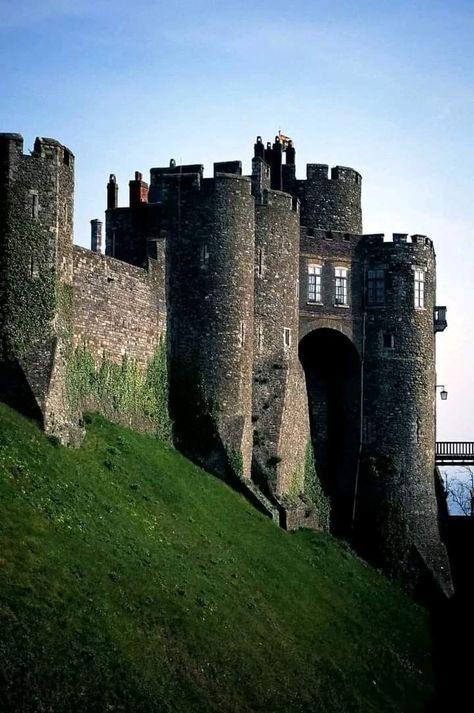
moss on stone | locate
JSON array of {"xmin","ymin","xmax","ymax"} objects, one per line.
[{"xmin": 66, "ymin": 338, "xmax": 172, "ymax": 443}]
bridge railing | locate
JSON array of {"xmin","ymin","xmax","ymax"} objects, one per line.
[{"xmin": 436, "ymin": 442, "xmax": 474, "ymax": 464}]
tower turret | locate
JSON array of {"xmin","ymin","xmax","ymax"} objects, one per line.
[
  {"xmin": 0, "ymin": 133, "xmax": 81, "ymax": 444},
  {"xmin": 356, "ymin": 233, "xmax": 452, "ymax": 596},
  {"xmin": 165, "ymin": 170, "xmax": 255, "ymax": 481}
]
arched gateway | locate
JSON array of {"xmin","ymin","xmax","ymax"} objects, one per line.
[{"xmin": 299, "ymin": 328, "xmax": 361, "ymax": 538}]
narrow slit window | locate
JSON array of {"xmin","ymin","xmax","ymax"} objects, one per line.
[
  {"xmin": 284, "ymin": 328, "xmax": 291, "ymax": 348},
  {"xmin": 200, "ymin": 244, "xmax": 210, "ymax": 269},
  {"xmin": 307, "ymin": 265, "xmax": 322, "ymax": 303},
  {"xmin": 257, "ymin": 324, "xmax": 263, "ymax": 352},
  {"xmin": 239, "ymin": 321, "xmax": 245, "ymax": 347},
  {"xmin": 30, "ymin": 257, "xmax": 39, "ymax": 279},
  {"xmin": 334, "ymin": 267, "xmax": 348, "ymax": 305},
  {"xmin": 31, "ymin": 193, "xmax": 38, "ymax": 219},
  {"xmin": 257, "ymin": 248, "xmax": 263, "ymax": 276},
  {"xmin": 414, "ymin": 268, "xmax": 425, "ymax": 308}
]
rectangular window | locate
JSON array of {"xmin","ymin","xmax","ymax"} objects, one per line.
[
  {"xmin": 383, "ymin": 332, "xmax": 394, "ymax": 349},
  {"xmin": 284, "ymin": 328, "xmax": 291, "ymax": 348},
  {"xmin": 334, "ymin": 267, "xmax": 348, "ymax": 305},
  {"xmin": 307, "ymin": 265, "xmax": 322, "ymax": 303},
  {"xmin": 414, "ymin": 268, "xmax": 425, "ymax": 308},
  {"xmin": 367, "ymin": 268, "xmax": 385, "ymax": 305}
]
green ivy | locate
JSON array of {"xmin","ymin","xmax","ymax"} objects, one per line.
[
  {"xmin": 1, "ymin": 181, "xmax": 56, "ymax": 359},
  {"xmin": 66, "ymin": 339, "xmax": 172, "ymax": 444},
  {"xmin": 288, "ymin": 462, "xmax": 305, "ymax": 498},
  {"xmin": 228, "ymin": 449, "xmax": 244, "ymax": 479},
  {"xmin": 304, "ymin": 442, "xmax": 330, "ymax": 530}
]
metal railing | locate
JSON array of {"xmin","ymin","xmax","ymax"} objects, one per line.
[{"xmin": 436, "ymin": 442, "xmax": 474, "ymax": 464}]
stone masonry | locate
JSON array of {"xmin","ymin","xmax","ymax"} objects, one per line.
[{"xmin": 0, "ymin": 131, "xmax": 453, "ymax": 596}]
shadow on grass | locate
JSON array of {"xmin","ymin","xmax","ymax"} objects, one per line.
[{"xmin": 0, "ymin": 360, "xmax": 43, "ymax": 423}]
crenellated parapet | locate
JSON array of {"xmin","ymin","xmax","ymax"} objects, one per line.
[{"xmin": 291, "ymin": 164, "xmax": 362, "ymax": 233}]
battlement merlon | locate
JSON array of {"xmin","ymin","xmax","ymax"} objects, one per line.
[
  {"xmin": 306, "ymin": 164, "xmax": 362, "ymax": 184},
  {"xmin": 362, "ymin": 233, "xmax": 434, "ymax": 251},
  {"xmin": 260, "ymin": 188, "xmax": 299, "ymax": 213},
  {"xmin": 0, "ymin": 133, "xmax": 74, "ymax": 171},
  {"xmin": 148, "ymin": 163, "xmax": 204, "ymax": 203}
]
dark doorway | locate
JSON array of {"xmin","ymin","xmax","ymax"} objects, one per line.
[{"xmin": 299, "ymin": 328, "xmax": 361, "ymax": 537}]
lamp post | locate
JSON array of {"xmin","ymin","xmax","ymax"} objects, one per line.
[{"xmin": 436, "ymin": 385, "xmax": 448, "ymax": 401}]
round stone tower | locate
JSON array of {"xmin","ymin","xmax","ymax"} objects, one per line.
[
  {"xmin": 167, "ymin": 170, "xmax": 255, "ymax": 480},
  {"xmin": 357, "ymin": 233, "xmax": 452, "ymax": 596},
  {"xmin": 291, "ymin": 163, "xmax": 362, "ymax": 233},
  {"xmin": 252, "ymin": 188, "xmax": 311, "ymax": 510}
]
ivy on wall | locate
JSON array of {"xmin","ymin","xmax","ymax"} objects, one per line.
[
  {"xmin": 228, "ymin": 448, "xmax": 244, "ymax": 480},
  {"xmin": 67, "ymin": 339, "xmax": 172, "ymax": 444},
  {"xmin": 1, "ymin": 207, "xmax": 56, "ymax": 358},
  {"xmin": 304, "ymin": 442, "xmax": 330, "ymax": 530}
]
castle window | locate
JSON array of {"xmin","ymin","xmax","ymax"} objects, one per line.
[
  {"xmin": 334, "ymin": 267, "xmax": 348, "ymax": 305},
  {"xmin": 31, "ymin": 192, "xmax": 38, "ymax": 219},
  {"xmin": 200, "ymin": 244, "xmax": 210, "ymax": 269},
  {"xmin": 367, "ymin": 268, "xmax": 385, "ymax": 305},
  {"xmin": 257, "ymin": 248, "xmax": 264, "ymax": 276},
  {"xmin": 30, "ymin": 257, "xmax": 39, "ymax": 279},
  {"xmin": 257, "ymin": 324, "xmax": 263, "ymax": 352},
  {"xmin": 383, "ymin": 332, "xmax": 395, "ymax": 349},
  {"xmin": 307, "ymin": 264, "xmax": 322, "ymax": 303},
  {"xmin": 284, "ymin": 328, "xmax": 291, "ymax": 348},
  {"xmin": 239, "ymin": 321, "xmax": 245, "ymax": 347},
  {"xmin": 414, "ymin": 268, "xmax": 425, "ymax": 308}
]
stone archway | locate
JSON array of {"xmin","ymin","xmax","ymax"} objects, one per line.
[{"xmin": 299, "ymin": 328, "xmax": 361, "ymax": 537}]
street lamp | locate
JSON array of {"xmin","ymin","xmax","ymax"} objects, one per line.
[{"xmin": 436, "ymin": 385, "xmax": 448, "ymax": 400}]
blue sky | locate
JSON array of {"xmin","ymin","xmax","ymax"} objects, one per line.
[{"xmin": 1, "ymin": 0, "xmax": 473, "ymax": 439}]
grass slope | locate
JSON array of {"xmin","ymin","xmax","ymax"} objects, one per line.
[{"xmin": 0, "ymin": 403, "xmax": 433, "ymax": 712}]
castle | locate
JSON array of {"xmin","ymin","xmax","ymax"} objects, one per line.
[{"xmin": 0, "ymin": 132, "xmax": 452, "ymax": 596}]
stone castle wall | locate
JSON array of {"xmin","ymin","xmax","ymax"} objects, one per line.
[{"xmin": 72, "ymin": 246, "xmax": 165, "ymax": 365}]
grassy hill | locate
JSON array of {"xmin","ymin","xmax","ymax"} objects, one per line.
[{"xmin": 0, "ymin": 403, "xmax": 433, "ymax": 712}]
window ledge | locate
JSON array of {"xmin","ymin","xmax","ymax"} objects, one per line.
[
  {"xmin": 306, "ymin": 301, "xmax": 323, "ymax": 306},
  {"xmin": 333, "ymin": 303, "xmax": 350, "ymax": 309}
]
